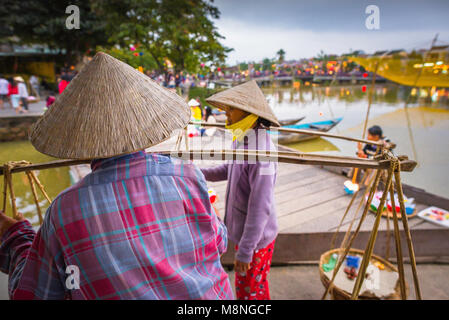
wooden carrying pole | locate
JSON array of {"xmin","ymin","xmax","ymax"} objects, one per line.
[
  {"xmin": 0, "ymin": 149, "xmax": 418, "ymax": 177},
  {"xmin": 191, "ymin": 121, "xmax": 385, "ymax": 148}
]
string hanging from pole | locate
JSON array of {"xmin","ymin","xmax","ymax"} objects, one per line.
[{"xmin": 1, "ymin": 161, "xmax": 51, "ymax": 225}]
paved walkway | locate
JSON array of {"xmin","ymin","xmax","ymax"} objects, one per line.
[
  {"xmin": 0, "ymin": 100, "xmax": 46, "ymax": 117},
  {"xmin": 1, "ymin": 263, "xmax": 448, "ymax": 299},
  {"xmin": 227, "ymin": 263, "xmax": 449, "ymax": 300}
]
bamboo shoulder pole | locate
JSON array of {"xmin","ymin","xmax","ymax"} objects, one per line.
[
  {"xmin": 190, "ymin": 121, "xmax": 384, "ymax": 147},
  {"xmin": 0, "ymin": 150, "xmax": 418, "ymax": 176}
]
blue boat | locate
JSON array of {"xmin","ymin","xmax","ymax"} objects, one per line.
[{"xmin": 272, "ymin": 117, "xmax": 343, "ymax": 144}]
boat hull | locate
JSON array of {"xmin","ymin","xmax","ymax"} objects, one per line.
[{"xmin": 273, "ymin": 117, "xmax": 343, "ymax": 145}]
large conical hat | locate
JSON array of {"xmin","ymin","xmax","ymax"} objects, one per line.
[
  {"xmin": 205, "ymin": 80, "xmax": 280, "ymax": 126},
  {"xmin": 29, "ymin": 52, "xmax": 190, "ymax": 159}
]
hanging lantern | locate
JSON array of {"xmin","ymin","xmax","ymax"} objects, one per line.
[
  {"xmin": 363, "ymin": 72, "xmax": 368, "ymax": 78},
  {"xmin": 362, "ymin": 85, "xmax": 367, "ymax": 92},
  {"xmin": 138, "ymin": 66, "xmax": 143, "ymax": 73},
  {"xmin": 139, "ymin": 52, "xmax": 144, "ymax": 56},
  {"xmin": 133, "ymin": 52, "xmax": 139, "ymax": 57},
  {"xmin": 130, "ymin": 45, "xmax": 136, "ymax": 51}
]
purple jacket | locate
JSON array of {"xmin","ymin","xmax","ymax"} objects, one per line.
[{"xmin": 201, "ymin": 127, "xmax": 278, "ymax": 263}]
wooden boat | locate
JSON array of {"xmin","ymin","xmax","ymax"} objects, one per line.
[
  {"xmin": 279, "ymin": 116, "xmax": 305, "ymax": 126},
  {"xmin": 272, "ymin": 117, "xmax": 343, "ymax": 144}
]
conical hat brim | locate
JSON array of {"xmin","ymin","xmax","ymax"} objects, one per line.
[
  {"xmin": 188, "ymin": 99, "xmax": 200, "ymax": 107},
  {"xmin": 205, "ymin": 80, "xmax": 280, "ymax": 126},
  {"xmin": 29, "ymin": 52, "xmax": 190, "ymax": 160}
]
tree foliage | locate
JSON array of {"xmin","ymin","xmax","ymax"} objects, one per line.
[
  {"xmin": 0, "ymin": 0, "xmax": 108, "ymax": 63},
  {"xmin": 0, "ymin": 0, "xmax": 232, "ymax": 71},
  {"xmin": 276, "ymin": 49, "xmax": 286, "ymax": 63},
  {"xmin": 92, "ymin": 0, "xmax": 233, "ymax": 73}
]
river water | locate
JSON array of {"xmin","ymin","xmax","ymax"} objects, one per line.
[
  {"xmin": 264, "ymin": 84, "xmax": 449, "ymax": 199},
  {"xmin": 1, "ymin": 84, "xmax": 448, "ymax": 228}
]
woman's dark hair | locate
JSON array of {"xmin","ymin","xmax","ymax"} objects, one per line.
[
  {"xmin": 257, "ymin": 117, "xmax": 273, "ymax": 129},
  {"xmin": 204, "ymin": 106, "xmax": 212, "ymax": 121},
  {"xmin": 368, "ymin": 125, "xmax": 383, "ymax": 138}
]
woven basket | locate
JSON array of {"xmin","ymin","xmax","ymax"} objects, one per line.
[{"xmin": 319, "ymin": 248, "xmax": 408, "ymax": 300}]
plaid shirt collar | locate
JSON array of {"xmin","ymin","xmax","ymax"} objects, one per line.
[{"xmin": 90, "ymin": 151, "xmax": 147, "ymax": 172}]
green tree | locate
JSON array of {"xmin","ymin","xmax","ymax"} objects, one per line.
[
  {"xmin": 93, "ymin": 0, "xmax": 232, "ymax": 74},
  {"xmin": 262, "ymin": 58, "xmax": 273, "ymax": 71},
  {"xmin": 276, "ymin": 49, "xmax": 286, "ymax": 63},
  {"xmin": 0, "ymin": 0, "xmax": 108, "ymax": 64},
  {"xmin": 98, "ymin": 46, "xmax": 159, "ymax": 71},
  {"xmin": 239, "ymin": 62, "xmax": 249, "ymax": 71}
]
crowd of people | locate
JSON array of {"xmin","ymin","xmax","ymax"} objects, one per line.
[{"xmin": 145, "ymin": 70, "xmax": 212, "ymax": 94}]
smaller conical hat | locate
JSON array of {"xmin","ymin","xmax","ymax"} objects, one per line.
[
  {"xmin": 205, "ymin": 80, "xmax": 280, "ymax": 126},
  {"xmin": 188, "ymin": 99, "xmax": 200, "ymax": 107},
  {"xmin": 30, "ymin": 52, "xmax": 190, "ymax": 159}
]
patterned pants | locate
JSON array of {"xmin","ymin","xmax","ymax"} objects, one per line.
[{"xmin": 235, "ymin": 240, "xmax": 275, "ymax": 300}]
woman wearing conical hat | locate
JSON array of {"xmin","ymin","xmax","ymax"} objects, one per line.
[
  {"xmin": 0, "ymin": 52, "xmax": 233, "ymax": 300},
  {"xmin": 201, "ymin": 80, "xmax": 280, "ymax": 300}
]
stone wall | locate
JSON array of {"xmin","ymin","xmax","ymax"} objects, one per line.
[{"xmin": 0, "ymin": 115, "xmax": 41, "ymax": 142}]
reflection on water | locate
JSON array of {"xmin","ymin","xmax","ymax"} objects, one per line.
[
  {"xmin": 0, "ymin": 140, "xmax": 71, "ymax": 227},
  {"xmin": 263, "ymin": 84, "xmax": 449, "ymax": 198},
  {"xmin": 285, "ymin": 137, "xmax": 340, "ymax": 153}
]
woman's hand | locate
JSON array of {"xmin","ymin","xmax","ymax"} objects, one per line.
[
  {"xmin": 0, "ymin": 210, "xmax": 24, "ymax": 238},
  {"xmin": 234, "ymin": 259, "xmax": 251, "ymax": 274}
]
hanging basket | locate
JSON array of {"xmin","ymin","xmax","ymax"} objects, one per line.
[{"xmin": 319, "ymin": 248, "xmax": 408, "ymax": 300}]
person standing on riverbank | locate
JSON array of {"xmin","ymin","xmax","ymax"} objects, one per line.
[
  {"xmin": 0, "ymin": 75, "xmax": 9, "ymax": 110},
  {"xmin": 7, "ymin": 78, "xmax": 23, "ymax": 114},
  {"xmin": 201, "ymin": 80, "xmax": 280, "ymax": 300},
  {"xmin": 15, "ymin": 77, "xmax": 29, "ymax": 112},
  {"xmin": 29, "ymin": 75, "xmax": 40, "ymax": 97},
  {"xmin": 0, "ymin": 52, "xmax": 233, "ymax": 300}
]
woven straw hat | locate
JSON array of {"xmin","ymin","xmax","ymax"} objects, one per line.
[
  {"xmin": 29, "ymin": 52, "xmax": 190, "ymax": 160},
  {"xmin": 188, "ymin": 99, "xmax": 200, "ymax": 107},
  {"xmin": 205, "ymin": 80, "xmax": 280, "ymax": 126}
]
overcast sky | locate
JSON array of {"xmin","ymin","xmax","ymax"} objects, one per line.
[{"xmin": 212, "ymin": 0, "xmax": 449, "ymax": 64}]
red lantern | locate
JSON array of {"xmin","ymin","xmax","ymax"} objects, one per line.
[
  {"xmin": 363, "ymin": 72, "xmax": 368, "ymax": 78},
  {"xmin": 362, "ymin": 85, "xmax": 367, "ymax": 92},
  {"xmin": 133, "ymin": 52, "xmax": 139, "ymax": 57}
]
